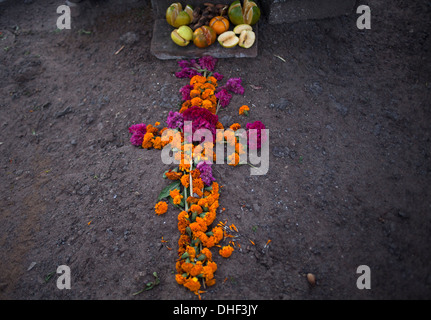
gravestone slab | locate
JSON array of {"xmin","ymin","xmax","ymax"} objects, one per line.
[{"xmin": 150, "ymin": 19, "xmax": 258, "ymax": 60}]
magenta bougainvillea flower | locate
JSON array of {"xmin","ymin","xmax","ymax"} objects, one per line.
[
  {"xmin": 166, "ymin": 111, "xmax": 184, "ymax": 130},
  {"xmin": 222, "ymin": 77, "xmax": 244, "ymax": 95},
  {"xmin": 215, "ymin": 89, "xmax": 232, "ymax": 108},
  {"xmin": 179, "ymin": 84, "xmax": 194, "ymax": 101},
  {"xmin": 198, "ymin": 55, "xmax": 218, "ymax": 72},
  {"xmin": 128, "ymin": 123, "xmax": 147, "ymax": 146},
  {"xmin": 183, "ymin": 106, "xmax": 219, "ymax": 141},
  {"xmin": 196, "ymin": 161, "xmax": 216, "ymax": 186},
  {"xmin": 246, "ymin": 120, "xmax": 267, "ymax": 150}
]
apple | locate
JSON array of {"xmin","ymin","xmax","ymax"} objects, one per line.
[
  {"xmin": 177, "ymin": 25, "xmax": 193, "ymax": 41},
  {"xmin": 233, "ymin": 24, "xmax": 252, "ymax": 34},
  {"xmin": 238, "ymin": 30, "xmax": 255, "ymax": 48},
  {"xmin": 218, "ymin": 31, "xmax": 239, "ymax": 48},
  {"xmin": 171, "ymin": 29, "xmax": 190, "ymax": 46}
]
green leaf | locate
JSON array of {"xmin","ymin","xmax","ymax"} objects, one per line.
[{"xmin": 158, "ymin": 181, "xmax": 181, "ymax": 201}]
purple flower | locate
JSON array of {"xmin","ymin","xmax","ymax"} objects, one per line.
[
  {"xmin": 128, "ymin": 123, "xmax": 147, "ymax": 146},
  {"xmin": 212, "ymin": 72, "xmax": 224, "ymax": 81},
  {"xmin": 199, "ymin": 56, "xmax": 217, "ymax": 72},
  {"xmin": 215, "ymin": 88, "xmax": 232, "ymax": 108},
  {"xmin": 166, "ymin": 111, "xmax": 184, "ymax": 130},
  {"xmin": 179, "ymin": 84, "xmax": 194, "ymax": 101},
  {"xmin": 178, "ymin": 59, "xmax": 196, "ymax": 69},
  {"xmin": 196, "ymin": 161, "xmax": 216, "ymax": 186},
  {"xmin": 246, "ymin": 121, "xmax": 267, "ymax": 150},
  {"xmin": 223, "ymin": 77, "xmax": 244, "ymax": 95},
  {"xmin": 175, "ymin": 67, "xmax": 200, "ymax": 79},
  {"xmin": 183, "ymin": 106, "xmax": 219, "ymax": 142}
]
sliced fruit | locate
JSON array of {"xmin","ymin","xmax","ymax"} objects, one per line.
[
  {"xmin": 184, "ymin": 4, "xmax": 194, "ymax": 21},
  {"xmin": 227, "ymin": 0, "xmax": 243, "ymax": 25},
  {"xmin": 243, "ymin": 0, "xmax": 261, "ymax": 25},
  {"xmin": 228, "ymin": 0, "xmax": 260, "ymax": 26},
  {"xmin": 171, "ymin": 29, "xmax": 190, "ymax": 47},
  {"xmin": 238, "ymin": 29, "xmax": 255, "ymax": 48},
  {"xmin": 218, "ymin": 31, "xmax": 239, "ymax": 48},
  {"xmin": 233, "ymin": 24, "xmax": 252, "ymax": 34},
  {"xmin": 177, "ymin": 25, "xmax": 193, "ymax": 41},
  {"xmin": 209, "ymin": 16, "xmax": 230, "ymax": 35},
  {"xmin": 166, "ymin": 3, "xmax": 191, "ymax": 28},
  {"xmin": 193, "ymin": 25, "xmax": 217, "ymax": 48}
]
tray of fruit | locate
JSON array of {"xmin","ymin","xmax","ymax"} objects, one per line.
[{"xmin": 150, "ymin": 1, "xmax": 260, "ymax": 59}]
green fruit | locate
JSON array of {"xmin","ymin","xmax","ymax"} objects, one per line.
[
  {"xmin": 166, "ymin": 3, "xmax": 191, "ymax": 28},
  {"xmin": 177, "ymin": 25, "xmax": 193, "ymax": 41},
  {"xmin": 233, "ymin": 24, "xmax": 252, "ymax": 34},
  {"xmin": 171, "ymin": 29, "xmax": 190, "ymax": 46},
  {"xmin": 228, "ymin": 0, "xmax": 261, "ymax": 26},
  {"xmin": 218, "ymin": 31, "xmax": 239, "ymax": 48},
  {"xmin": 228, "ymin": 1, "xmax": 243, "ymax": 25},
  {"xmin": 238, "ymin": 29, "xmax": 255, "ymax": 48}
]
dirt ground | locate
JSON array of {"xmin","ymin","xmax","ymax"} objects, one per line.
[{"xmin": 0, "ymin": 0, "xmax": 430, "ymax": 301}]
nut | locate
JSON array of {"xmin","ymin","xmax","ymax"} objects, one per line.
[{"xmin": 307, "ymin": 273, "xmax": 316, "ymax": 286}]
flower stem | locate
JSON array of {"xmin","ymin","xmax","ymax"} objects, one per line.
[{"xmin": 215, "ymin": 100, "xmax": 221, "ymax": 115}]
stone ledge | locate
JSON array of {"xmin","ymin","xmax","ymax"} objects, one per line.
[{"xmin": 150, "ymin": 19, "xmax": 258, "ymax": 60}]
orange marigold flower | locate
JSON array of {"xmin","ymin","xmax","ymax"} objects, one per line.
[
  {"xmin": 200, "ymin": 248, "xmax": 213, "ymax": 261},
  {"xmin": 235, "ymin": 142, "xmax": 246, "ymax": 155},
  {"xmin": 227, "ymin": 153, "xmax": 240, "ymax": 166},
  {"xmin": 202, "ymin": 99, "xmax": 214, "ymax": 110},
  {"xmin": 186, "ymin": 246, "xmax": 196, "ymax": 259},
  {"xmin": 179, "ymin": 162, "xmax": 191, "ymax": 172},
  {"xmin": 170, "ymin": 189, "xmax": 181, "ymax": 199},
  {"xmin": 197, "ymin": 198, "xmax": 208, "ymax": 208},
  {"xmin": 204, "ymin": 236, "xmax": 215, "ymax": 248},
  {"xmin": 184, "ymin": 277, "xmax": 201, "ymax": 292},
  {"xmin": 178, "ymin": 234, "xmax": 190, "ymax": 247},
  {"xmin": 229, "ymin": 123, "xmax": 241, "ymax": 131},
  {"xmin": 181, "ymin": 262, "xmax": 194, "ymax": 273},
  {"xmin": 203, "ymin": 210, "xmax": 216, "ymax": 226},
  {"xmin": 239, "ymin": 105, "xmax": 250, "ymax": 115},
  {"xmin": 202, "ymin": 265, "xmax": 214, "ymax": 280},
  {"xmin": 175, "ymin": 274, "xmax": 187, "ymax": 285},
  {"xmin": 207, "ymin": 261, "xmax": 217, "ymax": 273},
  {"xmin": 211, "ymin": 182, "xmax": 219, "ymax": 195},
  {"xmin": 202, "ymin": 82, "xmax": 216, "ymax": 91},
  {"xmin": 223, "ymin": 130, "xmax": 236, "ymax": 146},
  {"xmin": 141, "ymin": 132, "xmax": 154, "ymax": 149},
  {"xmin": 190, "ymin": 75, "xmax": 207, "ymax": 85},
  {"xmin": 190, "ymin": 204, "xmax": 203, "ymax": 214},
  {"xmin": 154, "ymin": 201, "xmax": 168, "ymax": 215},
  {"xmin": 191, "ymin": 97, "xmax": 203, "ymax": 107},
  {"xmin": 180, "ymin": 174, "xmax": 190, "ymax": 188},
  {"xmin": 146, "ymin": 124, "xmax": 158, "ymax": 134},
  {"xmin": 212, "ymin": 226, "xmax": 224, "ymax": 242},
  {"xmin": 189, "ymin": 261, "xmax": 203, "ymax": 277},
  {"xmin": 165, "ymin": 170, "xmax": 183, "ymax": 180},
  {"xmin": 205, "ymin": 278, "xmax": 216, "ymax": 287},
  {"xmin": 187, "ymin": 196, "xmax": 199, "ymax": 204},
  {"xmin": 219, "ymin": 245, "xmax": 234, "ymax": 258},
  {"xmin": 190, "ymin": 89, "xmax": 201, "ymax": 99},
  {"xmin": 193, "ymin": 177, "xmax": 204, "ymax": 190},
  {"xmin": 153, "ymin": 136, "xmax": 162, "ymax": 149},
  {"xmin": 173, "ymin": 195, "xmax": 183, "ymax": 205},
  {"xmin": 201, "ymin": 89, "xmax": 214, "ymax": 100},
  {"xmin": 206, "ymin": 76, "xmax": 218, "ymax": 86},
  {"xmin": 190, "ymin": 168, "xmax": 201, "ymax": 179}
]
